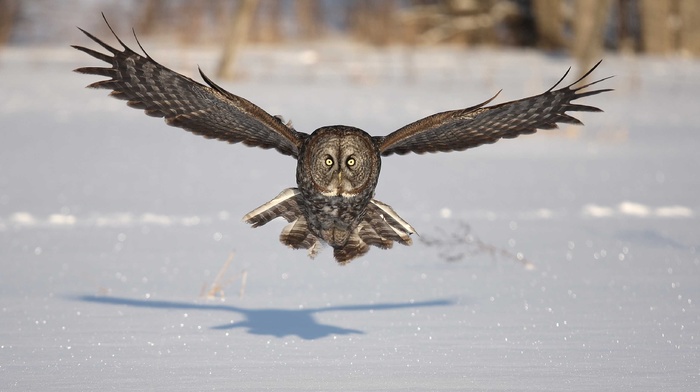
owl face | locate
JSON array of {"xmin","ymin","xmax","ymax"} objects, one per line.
[{"xmin": 301, "ymin": 126, "xmax": 380, "ymax": 198}]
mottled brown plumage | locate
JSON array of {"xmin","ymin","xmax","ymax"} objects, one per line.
[{"xmin": 74, "ymin": 15, "xmax": 612, "ymax": 264}]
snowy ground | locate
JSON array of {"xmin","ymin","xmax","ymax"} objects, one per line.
[{"xmin": 1, "ymin": 36, "xmax": 699, "ymax": 391}]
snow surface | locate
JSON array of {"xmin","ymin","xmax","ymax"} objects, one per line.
[{"xmin": 1, "ymin": 40, "xmax": 699, "ymax": 391}]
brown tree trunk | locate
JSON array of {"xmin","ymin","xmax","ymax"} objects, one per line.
[
  {"xmin": 349, "ymin": 0, "xmax": 398, "ymax": 46},
  {"xmin": 679, "ymin": 0, "xmax": 700, "ymax": 56},
  {"xmin": 572, "ymin": 0, "xmax": 612, "ymax": 69},
  {"xmin": 137, "ymin": 0, "xmax": 163, "ymax": 35},
  {"xmin": 216, "ymin": 0, "xmax": 259, "ymax": 80},
  {"xmin": 296, "ymin": 0, "xmax": 323, "ymax": 40},
  {"xmin": 532, "ymin": 0, "xmax": 566, "ymax": 49},
  {"xmin": 639, "ymin": 0, "xmax": 674, "ymax": 55},
  {"xmin": 0, "ymin": 0, "xmax": 19, "ymax": 45},
  {"xmin": 252, "ymin": 0, "xmax": 283, "ymax": 43},
  {"xmin": 180, "ymin": 0, "xmax": 207, "ymax": 45},
  {"xmin": 616, "ymin": 0, "xmax": 636, "ymax": 53}
]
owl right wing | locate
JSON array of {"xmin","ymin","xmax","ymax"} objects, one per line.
[
  {"xmin": 376, "ymin": 61, "xmax": 612, "ymax": 157},
  {"xmin": 73, "ymin": 16, "xmax": 306, "ymax": 158}
]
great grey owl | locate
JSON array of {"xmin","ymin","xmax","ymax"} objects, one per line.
[{"xmin": 73, "ymin": 17, "xmax": 611, "ymax": 264}]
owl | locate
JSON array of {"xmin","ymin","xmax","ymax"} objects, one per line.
[{"xmin": 73, "ymin": 17, "xmax": 611, "ymax": 264}]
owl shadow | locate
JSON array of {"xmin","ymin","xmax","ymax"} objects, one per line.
[{"xmin": 76, "ymin": 295, "xmax": 453, "ymax": 340}]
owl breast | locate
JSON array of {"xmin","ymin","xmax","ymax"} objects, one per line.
[{"xmin": 296, "ymin": 126, "xmax": 381, "ymax": 247}]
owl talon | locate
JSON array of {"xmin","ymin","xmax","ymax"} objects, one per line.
[{"xmin": 307, "ymin": 241, "xmax": 322, "ymax": 259}]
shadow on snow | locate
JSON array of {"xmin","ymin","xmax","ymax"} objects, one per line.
[{"xmin": 76, "ymin": 295, "xmax": 454, "ymax": 340}]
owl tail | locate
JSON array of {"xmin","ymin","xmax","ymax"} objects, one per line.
[
  {"xmin": 333, "ymin": 199, "xmax": 416, "ymax": 264},
  {"xmin": 242, "ymin": 188, "xmax": 322, "ymax": 258},
  {"xmin": 362, "ymin": 199, "xmax": 415, "ymax": 246},
  {"xmin": 243, "ymin": 189, "xmax": 416, "ymax": 263}
]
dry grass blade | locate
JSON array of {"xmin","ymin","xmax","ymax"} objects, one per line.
[{"xmin": 201, "ymin": 252, "xmax": 249, "ymax": 300}]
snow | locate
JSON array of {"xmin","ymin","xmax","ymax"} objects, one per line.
[{"xmin": 1, "ymin": 40, "xmax": 699, "ymax": 391}]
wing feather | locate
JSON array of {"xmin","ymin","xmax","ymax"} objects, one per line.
[
  {"xmin": 242, "ymin": 188, "xmax": 302, "ymax": 227},
  {"xmin": 378, "ymin": 60, "xmax": 612, "ymax": 156},
  {"xmin": 73, "ymin": 14, "xmax": 306, "ymax": 158}
]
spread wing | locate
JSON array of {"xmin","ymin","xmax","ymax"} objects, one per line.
[
  {"xmin": 72, "ymin": 15, "xmax": 307, "ymax": 158},
  {"xmin": 376, "ymin": 61, "xmax": 612, "ymax": 156}
]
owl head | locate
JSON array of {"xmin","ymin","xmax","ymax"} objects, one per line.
[{"xmin": 298, "ymin": 126, "xmax": 381, "ymax": 198}]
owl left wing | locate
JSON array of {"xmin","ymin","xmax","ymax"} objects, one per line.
[
  {"xmin": 377, "ymin": 61, "xmax": 612, "ymax": 157},
  {"xmin": 73, "ymin": 16, "xmax": 307, "ymax": 158}
]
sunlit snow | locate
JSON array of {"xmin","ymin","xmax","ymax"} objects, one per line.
[{"xmin": 1, "ymin": 43, "xmax": 699, "ymax": 391}]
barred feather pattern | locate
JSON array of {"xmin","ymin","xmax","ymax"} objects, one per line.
[
  {"xmin": 241, "ymin": 188, "xmax": 320, "ymax": 254},
  {"xmin": 377, "ymin": 60, "xmax": 613, "ymax": 156},
  {"xmin": 72, "ymin": 16, "xmax": 305, "ymax": 158},
  {"xmin": 331, "ymin": 200, "xmax": 415, "ymax": 264},
  {"xmin": 243, "ymin": 189, "xmax": 415, "ymax": 264}
]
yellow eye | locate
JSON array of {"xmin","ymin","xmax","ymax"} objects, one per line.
[
  {"xmin": 346, "ymin": 157, "xmax": 356, "ymax": 166},
  {"xmin": 325, "ymin": 158, "xmax": 334, "ymax": 166}
]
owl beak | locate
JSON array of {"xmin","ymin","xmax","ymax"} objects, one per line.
[{"xmin": 336, "ymin": 171, "xmax": 343, "ymax": 195}]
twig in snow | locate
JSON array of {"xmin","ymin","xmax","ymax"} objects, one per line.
[{"xmin": 420, "ymin": 221, "xmax": 535, "ymax": 269}]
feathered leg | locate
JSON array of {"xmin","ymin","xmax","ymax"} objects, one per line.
[
  {"xmin": 243, "ymin": 188, "xmax": 321, "ymax": 257},
  {"xmin": 332, "ymin": 198, "xmax": 416, "ymax": 264}
]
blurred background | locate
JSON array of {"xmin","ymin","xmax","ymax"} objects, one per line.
[{"xmin": 1, "ymin": 0, "xmax": 698, "ymax": 79}]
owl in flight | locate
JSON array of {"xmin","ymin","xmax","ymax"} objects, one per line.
[{"xmin": 74, "ymin": 16, "xmax": 611, "ymax": 264}]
